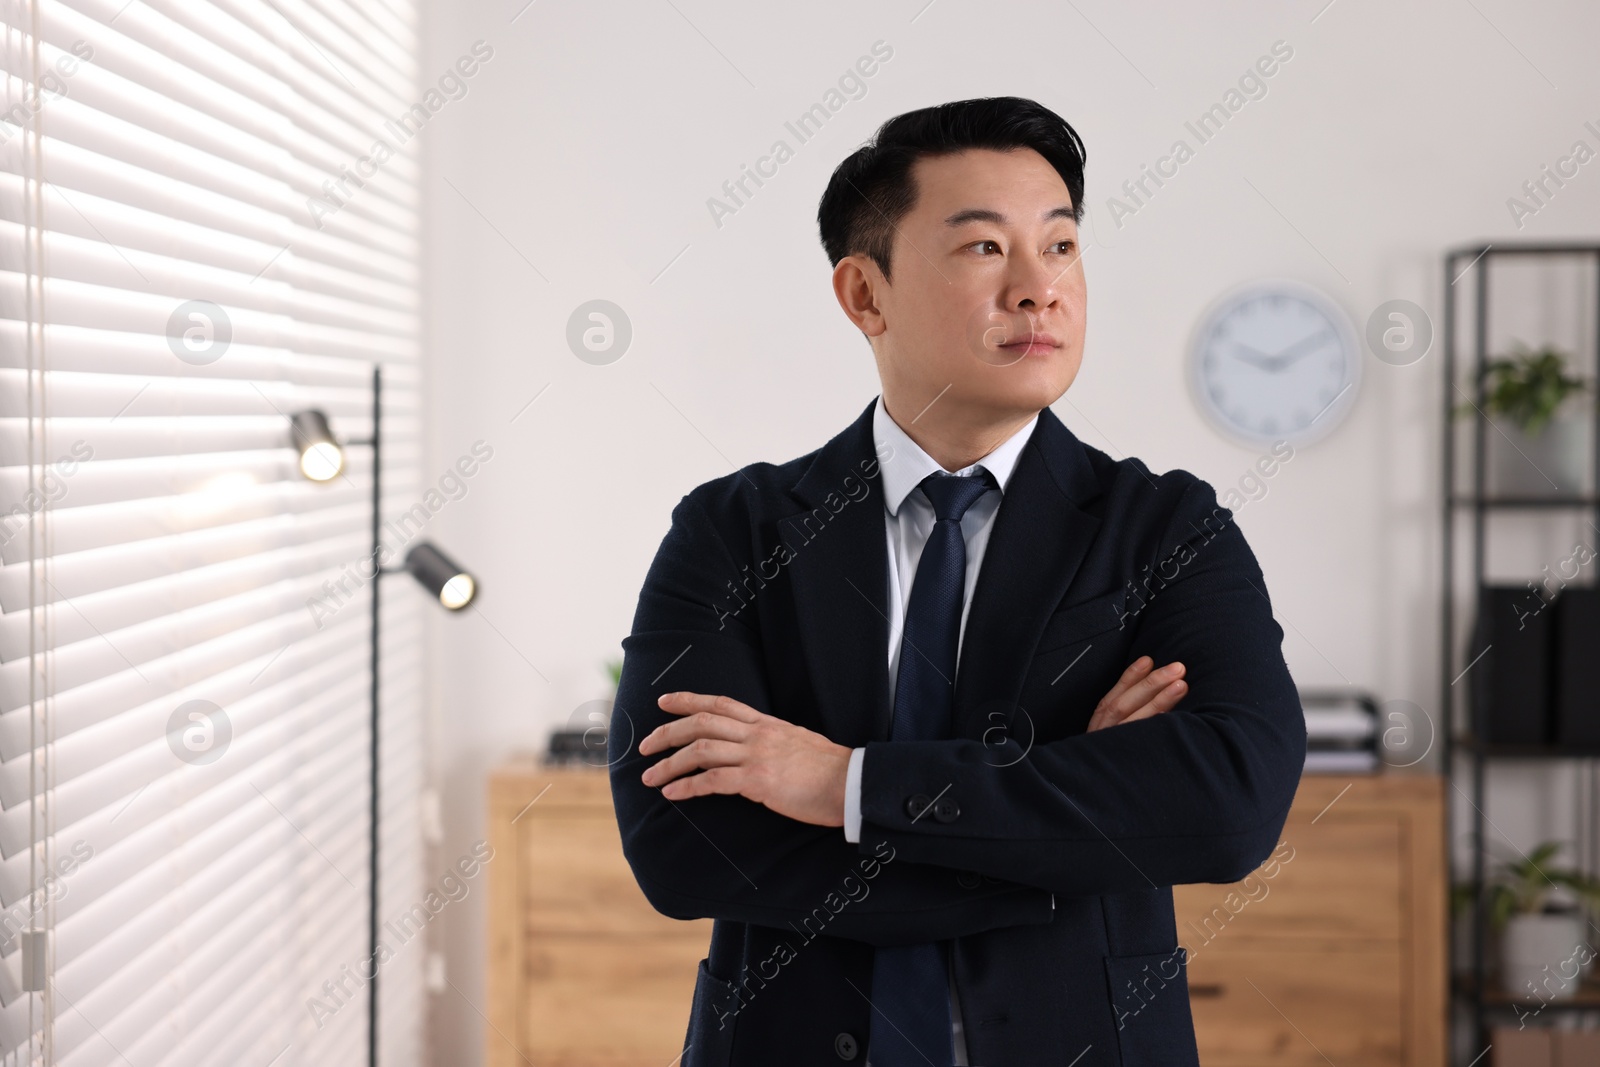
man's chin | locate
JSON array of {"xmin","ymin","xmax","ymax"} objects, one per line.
[{"xmin": 971, "ymin": 368, "xmax": 1075, "ymax": 416}]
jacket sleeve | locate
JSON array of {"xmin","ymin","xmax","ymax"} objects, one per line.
[
  {"xmin": 855, "ymin": 476, "xmax": 1307, "ymax": 895},
  {"xmin": 608, "ymin": 489, "xmax": 1056, "ymax": 948}
]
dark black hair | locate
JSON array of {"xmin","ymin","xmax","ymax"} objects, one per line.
[{"xmin": 817, "ymin": 96, "xmax": 1087, "ymax": 283}]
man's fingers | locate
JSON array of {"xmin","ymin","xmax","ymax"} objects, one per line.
[
  {"xmin": 1098, "ymin": 659, "xmax": 1183, "ymax": 712},
  {"xmin": 659, "ymin": 766, "xmax": 743, "ymax": 801},
  {"xmin": 1100, "ymin": 656, "xmax": 1155, "ymax": 704},
  {"xmin": 1088, "ymin": 659, "xmax": 1187, "ymax": 732},
  {"xmin": 1118, "ymin": 680, "xmax": 1188, "ymax": 724},
  {"xmin": 1111, "ymin": 679, "xmax": 1190, "ymax": 725},
  {"xmin": 1086, "ymin": 662, "xmax": 1149, "ymax": 729},
  {"xmin": 1151, "ymin": 677, "xmax": 1188, "ymax": 710},
  {"xmin": 641, "ymin": 737, "xmax": 744, "ymax": 787},
  {"xmin": 641, "ymin": 692, "xmax": 763, "ymax": 757},
  {"xmin": 1116, "ymin": 661, "xmax": 1184, "ymax": 713},
  {"xmin": 658, "ymin": 691, "xmax": 763, "ymax": 723},
  {"xmin": 639, "ymin": 710, "xmax": 751, "ymax": 756}
]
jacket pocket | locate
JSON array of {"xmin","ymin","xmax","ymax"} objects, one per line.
[
  {"xmin": 1103, "ymin": 948, "xmax": 1201, "ymax": 1067},
  {"xmin": 1034, "ymin": 589, "xmax": 1130, "ymax": 654},
  {"xmin": 682, "ymin": 956, "xmax": 740, "ymax": 1067}
]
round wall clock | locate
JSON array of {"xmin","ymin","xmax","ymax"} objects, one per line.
[{"xmin": 1186, "ymin": 279, "xmax": 1361, "ymax": 447}]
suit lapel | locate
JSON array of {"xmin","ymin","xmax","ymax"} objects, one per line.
[
  {"xmin": 778, "ymin": 401, "xmax": 1103, "ymax": 747},
  {"xmin": 778, "ymin": 399, "xmax": 893, "ymax": 747},
  {"xmin": 952, "ymin": 406, "xmax": 1102, "ymax": 738}
]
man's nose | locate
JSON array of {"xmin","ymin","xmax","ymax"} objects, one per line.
[{"xmin": 1006, "ymin": 254, "xmax": 1063, "ymax": 311}]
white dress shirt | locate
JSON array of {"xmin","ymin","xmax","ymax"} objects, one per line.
[{"xmin": 845, "ymin": 395, "xmax": 1039, "ymax": 1066}]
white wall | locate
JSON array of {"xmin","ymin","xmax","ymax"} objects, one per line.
[{"xmin": 414, "ymin": 1, "xmax": 1600, "ymax": 1061}]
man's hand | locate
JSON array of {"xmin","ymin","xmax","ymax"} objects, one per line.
[
  {"xmin": 639, "ymin": 656, "xmax": 1186, "ymax": 826},
  {"xmin": 639, "ymin": 693, "xmax": 853, "ymax": 827},
  {"xmin": 1088, "ymin": 655, "xmax": 1186, "ymax": 732}
]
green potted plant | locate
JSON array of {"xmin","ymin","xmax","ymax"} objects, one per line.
[
  {"xmin": 1453, "ymin": 343, "xmax": 1591, "ymax": 497},
  {"xmin": 1451, "ymin": 841, "xmax": 1600, "ymax": 1000}
]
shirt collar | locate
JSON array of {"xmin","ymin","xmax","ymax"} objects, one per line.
[{"xmin": 872, "ymin": 394, "xmax": 1039, "ymax": 518}]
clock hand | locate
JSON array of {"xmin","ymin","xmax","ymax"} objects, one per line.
[
  {"xmin": 1231, "ymin": 341, "xmax": 1279, "ymax": 369},
  {"xmin": 1267, "ymin": 327, "xmax": 1337, "ymax": 371}
]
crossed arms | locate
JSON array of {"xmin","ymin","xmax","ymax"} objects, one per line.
[{"xmin": 608, "ymin": 478, "xmax": 1306, "ymax": 947}]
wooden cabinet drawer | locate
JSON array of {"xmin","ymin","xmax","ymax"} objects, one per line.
[
  {"xmin": 1173, "ymin": 775, "xmax": 1445, "ymax": 1067},
  {"xmin": 1188, "ymin": 944, "xmax": 1405, "ymax": 1066},
  {"xmin": 490, "ymin": 768, "xmax": 715, "ymax": 1067},
  {"xmin": 520, "ymin": 934, "xmax": 709, "ymax": 1066},
  {"xmin": 1174, "ymin": 815, "xmax": 1403, "ymax": 941},
  {"xmin": 519, "ymin": 809, "xmax": 689, "ymax": 935},
  {"xmin": 489, "ymin": 770, "xmax": 1446, "ymax": 1067}
]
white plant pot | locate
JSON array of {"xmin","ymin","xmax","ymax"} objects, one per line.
[
  {"xmin": 1486, "ymin": 409, "xmax": 1592, "ymax": 498},
  {"xmin": 1500, "ymin": 912, "xmax": 1587, "ymax": 1000}
]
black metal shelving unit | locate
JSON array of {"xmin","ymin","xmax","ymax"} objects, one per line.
[{"xmin": 1442, "ymin": 241, "xmax": 1600, "ymax": 1063}]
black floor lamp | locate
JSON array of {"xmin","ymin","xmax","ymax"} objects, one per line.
[{"xmin": 290, "ymin": 365, "xmax": 478, "ymax": 1067}]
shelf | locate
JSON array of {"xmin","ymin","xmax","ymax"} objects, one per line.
[
  {"xmin": 1455, "ymin": 971, "xmax": 1600, "ymax": 1012},
  {"xmin": 1441, "ymin": 241, "xmax": 1600, "ymax": 1064},
  {"xmin": 1448, "ymin": 494, "xmax": 1600, "ymax": 510},
  {"xmin": 1456, "ymin": 736, "xmax": 1600, "ymax": 759},
  {"xmin": 1447, "ymin": 242, "xmax": 1600, "ymax": 258}
]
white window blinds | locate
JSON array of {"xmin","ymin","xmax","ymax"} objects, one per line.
[{"xmin": 0, "ymin": 0, "xmax": 425, "ymax": 1063}]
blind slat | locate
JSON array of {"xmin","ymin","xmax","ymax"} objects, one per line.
[{"xmin": 1, "ymin": 0, "xmax": 425, "ymax": 1058}]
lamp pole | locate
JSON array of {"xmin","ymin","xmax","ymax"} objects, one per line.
[
  {"xmin": 368, "ymin": 363, "xmax": 382, "ymax": 1067},
  {"xmin": 345, "ymin": 364, "xmax": 386, "ymax": 1067},
  {"xmin": 300, "ymin": 367, "xmax": 386, "ymax": 1066},
  {"xmin": 337, "ymin": 362, "xmax": 473, "ymax": 1066}
]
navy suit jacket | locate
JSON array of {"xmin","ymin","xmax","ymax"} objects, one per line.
[{"xmin": 609, "ymin": 397, "xmax": 1306, "ymax": 1066}]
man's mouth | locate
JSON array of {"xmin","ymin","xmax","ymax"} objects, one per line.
[{"xmin": 997, "ymin": 331, "xmax": 1060, "ymax": 356}]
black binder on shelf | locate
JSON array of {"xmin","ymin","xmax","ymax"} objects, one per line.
[
  {"xmin": 1553, "ymin": 584, "xmax": 1600, "ymax": 746},
  {"xmin": 1469, "ymin": 585, "xmax": 1556, "ymax": 745}
]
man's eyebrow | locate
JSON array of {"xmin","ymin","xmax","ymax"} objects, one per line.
[{"xmin": 943, "ymin": 206, "xmax": 1077, "ymax": 227}]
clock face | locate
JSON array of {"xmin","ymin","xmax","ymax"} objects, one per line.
[{"xmin": 1188, "ymin": 281, "xmax": 1360, "ymax": 447}]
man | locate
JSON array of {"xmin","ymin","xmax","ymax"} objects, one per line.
[{"xmin": 609, "ymin": 96, "xmax": 1305, "ymax": 1066}]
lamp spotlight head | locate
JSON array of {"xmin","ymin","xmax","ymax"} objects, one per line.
[
  {"xmin": 290, "ymin": 410, "xmax": 344, "ymax": 482},
  {"xmin": 405, "ymin": 542, "xmax": 477, "ymax": 610}
]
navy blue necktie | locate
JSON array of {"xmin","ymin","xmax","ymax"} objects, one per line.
[{"xmin": 868, "ymin": 470, "xmax": 996, "ymax": 1067}]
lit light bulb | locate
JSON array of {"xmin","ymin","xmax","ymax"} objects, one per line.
[
  {"xmin": 299, "ymin": 440, "xmax": 344, "ymax": 482},
  {"xmin": 403, "ymin": 542, "xmax": 478, "ymax": 611},
  {"xmin": 439, "ymin": 574, "xmax": 475, "ymax": 610}
]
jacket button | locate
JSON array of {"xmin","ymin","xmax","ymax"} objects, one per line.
[
  {"xmin": 904, "ymin": 793, "xmax": 932, "ymax": 820},
  {"xmin": 956, "ymin": 871, "xmax": 980, "ymax": 889},
  {"xmin": 933, "ymin": 796, "xmax": 960, "ymax": 823},
  {"xmin": 834, "ymin": 1031, "xmax": 859, "ymax": 1060}
]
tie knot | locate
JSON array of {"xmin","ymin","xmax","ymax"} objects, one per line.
[{"xmin": 919, "ymin": 470, "xmax": 995, "ymax": 523}]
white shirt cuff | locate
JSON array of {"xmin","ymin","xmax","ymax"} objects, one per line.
[{"xmin": 843, "ymin": 746, "xmax": 865, "ymax": 843}]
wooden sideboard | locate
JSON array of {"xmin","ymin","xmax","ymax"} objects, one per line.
[
  {"xmin": 488, "ymin": 765, "xmax": 709, "ymax": 1066},
  {"xmin": 488, "ymin": 765, "xmax": 1446, "ymax": 1066},
  {"xmin": 1172, "ymin": 773, "xmax": 1447, "ymax": 1067}
]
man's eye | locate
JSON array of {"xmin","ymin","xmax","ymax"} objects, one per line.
[
  {"xmin": 1051, "ymin": 240, "xmax": 1076, "ymax": 255},
  {"xmin": 970, "ymin": 240, "xmax": 1001, "ymax": 255}
]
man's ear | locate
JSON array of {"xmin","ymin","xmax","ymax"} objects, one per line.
[{"xmin": 832, "ymin": 254, "xmax": 888, "ymax": 340}]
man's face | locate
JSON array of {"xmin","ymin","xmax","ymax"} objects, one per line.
[{"xmin": 835, "ymin": 147, "xmax": 1087, "ymax": 426}]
